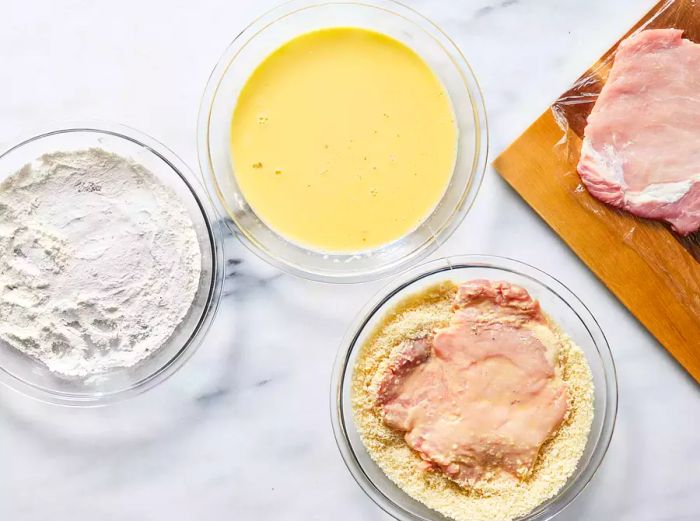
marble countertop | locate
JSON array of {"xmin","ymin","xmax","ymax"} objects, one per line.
[{"xmin": 1, "ymin": 1, "xmax": 698, "ymax": 520}]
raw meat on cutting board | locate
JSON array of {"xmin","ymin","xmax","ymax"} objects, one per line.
[{"xmin": 577, "ymin": 28, "xmax": 700, "ymax": 235}]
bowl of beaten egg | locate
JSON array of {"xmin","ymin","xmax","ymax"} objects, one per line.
[{"xmin": 198, "ymin": 0, "xmax": 488, "ymax": 282}]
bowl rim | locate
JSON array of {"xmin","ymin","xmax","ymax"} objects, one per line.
[
  {"xmin": 0, "ymin": 121, "xmax": 225, "ymax": 407},
  {"xmin": 197, "ymin": 0, "xmax": 489, "ymax": 284},
  {"xmin": 330, "ymin": 254, "xmax": 618, "ymax": 521}
]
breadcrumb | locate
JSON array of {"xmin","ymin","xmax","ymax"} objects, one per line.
[{"xmin": 351, "ymin": 282, "xmax": 594, "ymax": 521}]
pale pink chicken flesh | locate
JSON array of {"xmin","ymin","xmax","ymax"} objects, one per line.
[
  {"xmin": 376, "ymin": 280, "xmax": 569, "ymax": 487},
  {"xmin": 577, "ymin": 28, "xmax": 700, "ymax": 235}
]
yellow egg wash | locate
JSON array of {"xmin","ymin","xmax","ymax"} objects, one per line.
[{"xmin": 230, "ymin": 27, "xmax": 457, "ymax": 252}]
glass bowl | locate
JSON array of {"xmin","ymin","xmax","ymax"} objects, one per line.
[
  {"xmin": 331, "ymin": 255, "xmax": 618, "ymax": 521},
  {"xmin": 0, "ymin": 123, "xmax": 225, "ymax": 406},
  {"xmin": 197, "ymin": 0, "xmax": 488, "ymax": 283}
]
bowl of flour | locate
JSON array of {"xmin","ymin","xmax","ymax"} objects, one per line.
[{"xmin": 0, "ymin": 124, "xmax": 224, "ymax": 405}]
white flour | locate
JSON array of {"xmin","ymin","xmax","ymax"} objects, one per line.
[{"xmin": 0, "ymin": 149, "xmax": 202, "ymax": 377}]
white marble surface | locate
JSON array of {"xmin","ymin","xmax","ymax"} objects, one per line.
[{"xmin": 1, "ymin": 1, "xmax": 698, "ymax": 520}]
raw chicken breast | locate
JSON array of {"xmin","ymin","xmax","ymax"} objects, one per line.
[{"xmin": 577, "ymin": 28, "xmax": 700, "ymax": 235}]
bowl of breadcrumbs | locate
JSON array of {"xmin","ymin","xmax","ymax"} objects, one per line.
[{"xmin": 331, "ymin": 255, "xmax": 617, "ymax": 521}]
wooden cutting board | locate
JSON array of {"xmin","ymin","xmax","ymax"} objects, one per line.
[{"xmin": 493, "ymin": 0, "xmax": 700, "ymax": 383}]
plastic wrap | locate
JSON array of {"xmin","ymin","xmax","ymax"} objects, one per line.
[{"xmin": 549, "ymin": 0, "xmax": 700, "ymax": 321}]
